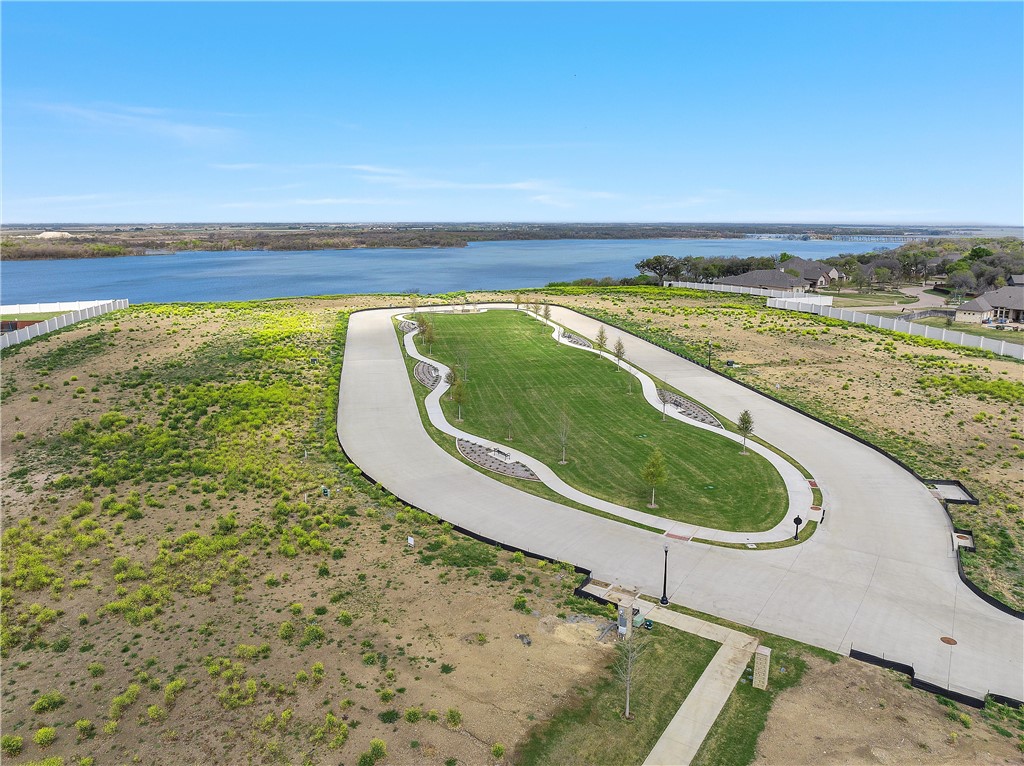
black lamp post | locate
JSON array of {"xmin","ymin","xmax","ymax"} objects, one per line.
[
  {"xmin": 707, "ymin": 340, "xmax": 712, "ymax": 368},
  {"xmin": 793, "ymin": 515, "xmax": 803, "ymax": 541},
  {"xmin": 660, "ymin": 543, "xmax": 670, "ymax": 605}
]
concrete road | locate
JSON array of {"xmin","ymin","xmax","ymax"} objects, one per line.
[{"xmin": 338, "ymin": 305, "xmax": 1023, "ymax": 702}]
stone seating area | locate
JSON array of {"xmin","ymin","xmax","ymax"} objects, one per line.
[
  {"xmin": 657, "ymin": 389, "xmax": 723, "ymax": 428},
  {"xmin": 413, "ymin": 361, "xmax": 441, "ymax": 389},
  {"xmin": 457, "ymin": 439, "xmax": 539, "ymax": 481},
  {"xmin": 561, "ymin": 331, "xmax": 593, "ymax": 349},
  {"xmin": 399, "ymin": 320, "xmax": 418, "ymax": 333}
]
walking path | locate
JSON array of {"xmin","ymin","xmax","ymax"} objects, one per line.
[
  {"xmin": 337, "ymin": 305, "xmax": 1023, "ymax": 703},
  {"xmin": 641, "ymin": 606, "xmax": 758, "ymax": 766},
  {"xmin": 401, "ymin": 308, "xmax": 816, "ymax": 543}
]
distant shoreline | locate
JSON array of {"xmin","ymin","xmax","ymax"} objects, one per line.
[{"xmin": 3, "ymin": 222, "xmax": 1015, "ymax": 262}]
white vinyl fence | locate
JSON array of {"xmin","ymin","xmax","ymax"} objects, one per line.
[
  {"xmin": 768, "ymin": 298, "xmax": 1024, "ymax": 360},
  {"xmin": 664, "ymin": 280, "xmax": 833, "ymax": 304},
  {"xmin": 1, "ymin": 300, "xmax": 130, "ymax": 349}
]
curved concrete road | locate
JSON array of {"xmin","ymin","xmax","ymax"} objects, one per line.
[{"xmin": 338, "ymin": 305, "xmax": 1023, "ymax": 702}]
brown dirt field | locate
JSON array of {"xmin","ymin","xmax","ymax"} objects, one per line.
[
  {"xmin": 757, "ymin": 656, "xmax": 1024, "ymax": 765},
  {"xmin": 0, "ymin": 297, "xmax": 613, "ymax": 766}
]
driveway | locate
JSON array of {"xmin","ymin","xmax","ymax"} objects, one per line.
[{"xmin": 338, "ymin": 305, "xmax": 1022, "ymax": 703}]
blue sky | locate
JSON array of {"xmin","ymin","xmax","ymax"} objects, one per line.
[{"xmin": 2, "ymin": 2, "xmax": 1021, "ymax": 225}]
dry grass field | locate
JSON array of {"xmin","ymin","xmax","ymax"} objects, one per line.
[{"xmin": 2, "ymin": 288, "xmax": 1021, "ymax": 766}]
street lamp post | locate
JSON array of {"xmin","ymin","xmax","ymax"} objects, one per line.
[
  {"xmin": 793, "ymin": 515, "xmax": 803, "ymax": 541},
  {"xmin": 660, "ymin": 543, "xmax": 670, "ymax": 605},
  {"xmin": 707, "ymin": 340, "xmax": 712, "ymax": 368}
]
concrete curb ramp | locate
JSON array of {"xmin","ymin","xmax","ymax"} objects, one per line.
[{"xmin": 337, "ymin": 304, "xmax": 1023, "ymax": 703}]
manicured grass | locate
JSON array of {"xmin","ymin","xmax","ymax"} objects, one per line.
[
  {"xmin": 830, "ymin": 291, "xmax": 919, "ymax": 307},
  {"xmin": 913, "ymin": 316, "xmax": 1024, "ymax": 343},
  {"xmin": 696, "ymin": 520, "xmax": 817, "ymax": 549},
  {"xmin": 514, "ymin": 627, "xmax": 719, "ymax": 766},
  {"xmin": 416, "ymin": 310, "xmax": 787, "ymax": 531},
  {"xmin": 396, "ymin": 337, "xmax": 663, "ymax": 533},
  {"xmin": 0, "ymin": 311, "xmax": 65, "ymax": 321}
]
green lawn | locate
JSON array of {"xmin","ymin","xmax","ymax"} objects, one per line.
[
  {"xmin": 414, "ymin": 310, "xmax": 787, "ymax": 532},
  {"xmin": 913, "ymin": 316, "xmax": 1024, "ymax": 343},
  {"xmin": 829, "ymin": 291, "xmax": 919, "ymax": 307},
  {"xmin": 0, "ymin": 311, "xmax": 65, "ymax": 322},
  {"xmin": 514, "ymin": 627, "xmax": 720, "ymax": 766}
]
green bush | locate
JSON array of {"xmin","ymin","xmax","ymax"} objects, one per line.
[
  {"xmin": 88, "ymin": 662, "xmax": 105, "ymax": 677},
  {"xmin": 446, "ymin": 708, "xmax": 463, "ymax": 729},
  {"xmin": 0, "ymin": 734, "xmax": 23, "ymax": 756},
  {"xmin": 492, "ymin": 743, "xmax": 506, "ymax": 759},
  {"xmin": 32, "ymin": 691, "xmax": 66, "ymax": 713},
  {"xmin": 33, "ymin": 726, "xmax": 57, "ymax": 747},
  {"xmin": 278, "ymin": 621, "xmax": 295, "ymax": 641},
  {"xmin": 369, "ymin": 739, "xmax": 387, "ymax": 759},
  {"xmin": 489, "ymin": 568, "xmax": 509, "ymax": 582},
  {"xmin": 404, "ymin": 707, "xmax": 422, "ymax": 723},
  {"xmin": 75, "ymin": 719, "xmax": 95, "ymax": 739},
  {"xmin": 513, "ymin": 595, "xmax": 529, "ymax": 613},
  {"xmin": 378, "ymin": 709, "xmax": 399, "ymax": 723}
]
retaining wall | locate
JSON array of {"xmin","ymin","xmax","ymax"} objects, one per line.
[
  {"xmin": 0, "ymin": 299, "xmax": 130, "ymax": 349},
  {"xmin": 768, "ymin": 298, "xmax": 1024, "ymax": 360}
]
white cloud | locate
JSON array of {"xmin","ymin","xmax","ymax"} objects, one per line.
[{"xmin": 39, "ymin": 103, "xmax": 235, "ymax": 146}]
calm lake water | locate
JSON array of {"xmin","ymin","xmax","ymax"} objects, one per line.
[{"xmin": 1, "ymin": 238, "xmax": 888, "ymax": 304}]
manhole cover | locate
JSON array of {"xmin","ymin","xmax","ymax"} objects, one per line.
[
  {"xmin": 955, "ymin": 534, "xmax": 970, "ymax": 541},
  {"xmin": 940, "ymin": 636, "xmax": 957, "ymax": 645}
]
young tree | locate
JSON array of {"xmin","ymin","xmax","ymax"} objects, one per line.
[
  {"xmin": 421, "ymin": 321, "xmax": 436, "ymax": 353},
  {"xmin": 557, "ymin": 411, "xmax": 571, "ymax": 464},
  {"xmin": 614, "ymin": 632, "xmax": 650, "ymax": 720},
  {"xmin": 444, "ymin": 369, "xmax": 459, "ymax": 399},
  {"xmin": 737, "ymin": 410, "xmax": 754, "ymax": 455},
  {"xmin": 542, "ymin": 303, "xmax": 552, "ymax": 322},
  {"xmin": 641, "ymin": 448, "xmax": 667, "ymax": 508},
  {"xmin": 409, "ymin": 294, "xmax": 419, "ymax": 313},
  {"xmin": 454, "ymin": 346, "xmax": 470, "ymax": 382},
  {"xmin": 502, "ymin": 405, "xmax": 517, "ymax": 440},
  {"xmin": 595, "ymin": 325, "xmax": 608, "ymax": 349},
  {"xmin": 613, "ymin": 338, "xmax": 627, "ymax": 371},
  {"xmin": 514, "ymin": 294, "xmax": 521, "ymax": 310},
  {"xmin": 451, "ymin": 380, "xmax": 466, "ymax": 421},
  {"xmin": 873, "ymin": 267, "xmax": 891, "ymax": 290}
]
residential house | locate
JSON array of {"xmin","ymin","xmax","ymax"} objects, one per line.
[
  {"xmin": 778, "ymin": 257, "xmax": 845, "ymax": 289},
  {"xmin": 954, "ymin": 285, "xmax": 1024, "ymax": 324},
  {"xmin": 715, "ymin": 270, "xmax": 806, "ymax": 292}
]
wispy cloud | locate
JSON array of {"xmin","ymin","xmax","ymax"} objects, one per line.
[
  {"xmin": 220, "ymin": 197, "xmax": 405, "ymax": 209},
  {"xmin": 17, "ymin": 193, "xmax": 109, "ymax": 204},
  {"xmin": 39, "ymin": 103, "xmax": 235, "ymax": 146}
]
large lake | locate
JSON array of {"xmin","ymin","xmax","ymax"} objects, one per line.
[{"xmin": 1, "ymin": 238, "xmax": 888, "ymax": 304}]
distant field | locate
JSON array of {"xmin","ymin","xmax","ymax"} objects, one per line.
[
  {"xmin": 0, "ymin": 311, "xmax": 64, "ymax": 321},
  {"xmin": 828, "ymin": 291, "xmax": 918, "ymax": 307},
  {"xmin": 913, "ymin": 316, "xmax": 1024, "ymax": 343}
]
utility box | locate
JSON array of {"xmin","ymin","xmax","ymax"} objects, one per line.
[{"xmin": 753, "ymin": 645, "xmax": 771, "ymax": 690}]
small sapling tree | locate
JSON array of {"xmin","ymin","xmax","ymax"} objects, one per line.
[
  {"xmin": 595, "ymin": 325, "xmax": 608, "ymax": 349},
  {"xmin": 613, "ymin": 338, "xmax": 627, "ymax": 371},
  {"xmin": 502, "ymin": 405, "xmax": 517, "ymax": 440},
  {"xmin": 641, "ymin": 448, "xmax": 667, "ymax": 508},
  {"xmin": 737, "ymin": 410, "xmax": 754, "ymax": 455},
  {"xmin": 557, "ymin": 411, "xmax": 571, "ymax": 465},
  {"xmin": 410, "ymin": 294, "xmax": 419, "ymax": 313},
  {"xmin": 542, "ymin": 303, "xmax": 552, "ymax": 322},
  {"xmin": 422, "ymin": 321, "xmax": 436, "ymax": 353},
  {"xmin": 614, "ymin": 632, "xmax": 650, "ymax": 720},
  {"xmin": 444, "ymin": 369, "xmax": 459, "ymax": 399},
  {"xmin": 451, "ymin": 381, "xmax": 466, "ymax": 421}
]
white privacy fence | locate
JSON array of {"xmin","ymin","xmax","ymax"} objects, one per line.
[
  {"xmin": 0, "ymin": 299, "xmax": 130, "ymax": 349},
  {"xmin": 664, "ymin": 280, "xmax": 833, "ymax": 304},
  {"xmin": 768, "ymin": 298, "xmax": 1024, "ymax": 360}
]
